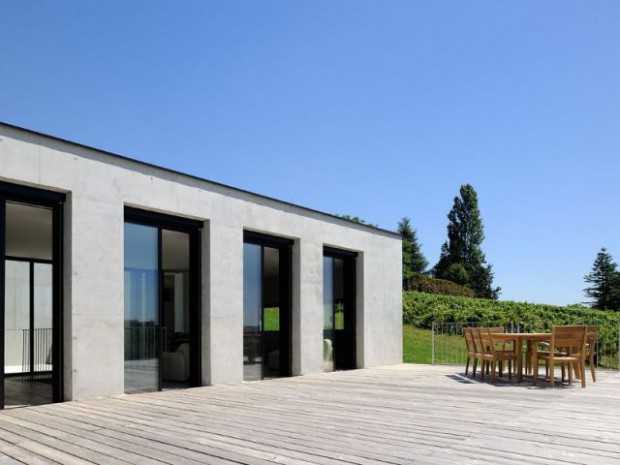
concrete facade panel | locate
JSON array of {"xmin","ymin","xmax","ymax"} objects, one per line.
[{"xmin": 0, "ymin": 123, "xmax": 403, "ymax": 402}]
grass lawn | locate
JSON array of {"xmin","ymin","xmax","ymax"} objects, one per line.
[{"xmin": 403, "ymin": 324, "xmax": 467, "ymax": 364}]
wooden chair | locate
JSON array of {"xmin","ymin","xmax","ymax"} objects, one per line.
[
  {"xmin": 463, "ymin": 327, "xmax": 481, "ymax": 377},
  {"xmin": 487, "ymin": 327, "xmax": 511, "ymax": 375},
  {"xmin": 477, "ymin": 328, "xmax": 516, "ymax": 382},
  {"xmin": 533, "ymin": 325, "xmax": 588, "ymax": 388},
  {"xmin": 472, "ymin": 328, "xmax": 493, "ymax": 378},
  {"xmin": 471, "ymin": 327, "xmax": 500, "ymax": 378},
  {"xmin": 563, "ymin": 325, "xmax": 598, "ymax": 383}
]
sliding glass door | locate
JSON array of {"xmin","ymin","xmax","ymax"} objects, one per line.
[
  {"xmin": 124, "ymin": 209, "xmax": 201, "ymax": 394},
  {"xmin": 323, "ymin": 248, "xmax": 357, "ymax": 372},
  {"xmin": 1, "ymin": 183, "xmax": 64, "ymax": 409},
  {"xmin": 243, "ymin": 232, "xmax": 292, "ymax": 381},
  {"xmin": 124, "ymin": 222, "xmax": 159, "ymax": 393}
]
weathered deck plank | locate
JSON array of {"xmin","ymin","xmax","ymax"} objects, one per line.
[{"xmin": 1, "ymin": 365, "xmax": 619, "ymax": 464}]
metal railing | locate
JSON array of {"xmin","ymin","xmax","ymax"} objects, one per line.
[
  {"xmin": 124, "ymin": 326, "xmax": 168, "ymax": 361},
  {"xmin": 21, "ymin": 328, "xmax": 53, "ymax": 382},
  {"xmin": 430, "ymin": 321, "xmax": 620, "ymax": 371}
]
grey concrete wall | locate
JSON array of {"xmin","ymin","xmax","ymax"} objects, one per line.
[{"xmin": 0, "ymin": 124, "xmax": 402, "ymax": 400}]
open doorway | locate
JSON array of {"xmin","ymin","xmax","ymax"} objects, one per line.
[{"xmin": 1, "ymin": 183, "xmax": 64, "ymax": 409}]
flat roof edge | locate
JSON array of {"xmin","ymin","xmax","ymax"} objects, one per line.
[{"xmin": 0, "ymin": 121, "xmax": 401, "ymax": 239}]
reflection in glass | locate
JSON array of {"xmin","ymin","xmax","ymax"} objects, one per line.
[
  {"xmin": 323, "ymin": 257, "xmax": 334, "ymax": 372},
  {"xmin": 161, "ymin": 230, "xmax": 191, "ymax": 387},
  {"xmin": 334, "ymin": 258, "xmax": 345, "ymax": 331},
  {"xmin": 262, "ymin": 247, "xmax": 280, "ymax": 379},
  {"xmin": 124, "ymin": 222, "xmax": 159, "ymax": 394},
  {"xmin": 323, "ymin": 256, "xmax": 348, "ymax": 372},
  {"xmin": 243, "ymin": 243, "xmax": 262, "ymax": 381}
]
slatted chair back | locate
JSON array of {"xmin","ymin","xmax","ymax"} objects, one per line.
[
  {"xmin": 551, "ymin": 325, "xmax": 588, "ymax": 358},
  {"xmin": 487, "ymin": 327, "xmax": 505, "ymax": 334},
  {"xmin": 478, "ymin": 328, "xmax": 496, "ymax": 356},
  {"xmin": 587, "ymin": 325, "xmax": 598, "ymax": 347},
  {"xmin": 471, "ymin": 328, "xmax": 485, "ymax": 354},
  {"xmin": 464, "ymin": 327, "xmax": 476, "ymax": 355}
]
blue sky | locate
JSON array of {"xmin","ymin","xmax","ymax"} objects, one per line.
[{"xmin": 2, "ymin": 1, "xmax": 619, "ymax": 305}]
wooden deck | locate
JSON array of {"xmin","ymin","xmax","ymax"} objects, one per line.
[{"xmin": 1, "ymin": 364, "xmax": 619, "ymax": 464}]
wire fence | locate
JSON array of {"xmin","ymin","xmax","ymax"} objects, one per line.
[{"xmin": 430, "ymin": 321, "xmax": 620, "ymax": 371}]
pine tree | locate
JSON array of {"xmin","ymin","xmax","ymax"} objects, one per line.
[
  {"xmin": 584, "ymin": 248, "xmax": 620, "ymax": 311},
  {"xmin": 398, "ymin": 217, "xmax": 428, "ymax": 290},
  {"xmin": 433, "ymin": 184, "xmax": 500, "ymax": 299}
]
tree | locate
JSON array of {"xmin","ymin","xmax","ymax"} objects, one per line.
[
  {"xmin": 336, "ymin": 214, "xmax": 377, "ymax": 228},
  {"xmin": 584, "ymin": 248, "xmax": 620, "ymax": 311},
  {"xmin": 433, "ymin": 184, "xmax": 500, "ymax": 299},
  {"xmin": 398, "ymin": 217, "xmax": 428, "ymax": 290}
]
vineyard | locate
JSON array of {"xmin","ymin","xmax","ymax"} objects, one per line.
[{"xmin": 403, "ymin": 291, "xmax": 620, "ymax": 366}]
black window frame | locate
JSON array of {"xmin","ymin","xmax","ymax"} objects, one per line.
[
  {"xmin": 323, "ymin": 246, "xmax": 358, "ymax": 371},
  {"xmin": 124, "ymin": 207, "xmax": 203, "ymax": 390},
  {"xmin": 0, "ymin": 181, "xmax": 65, "ymax": 409},
  {"xmin": 243, "ymin": 230, "xmax": 294, "ymax": 379}
]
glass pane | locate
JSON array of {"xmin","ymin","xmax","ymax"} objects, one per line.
[
  {"xmin": 161, "ymin": 229, "xmax": 190, "ymax": 386},
  {"xmin": 33, "ymin": 263, "xmax": 53, "ymax": 378},
  {"xmin": 334, "ymin": 258, "xmax": 345, "ymax": 331},
  {"xmin": 323, "ymin": 257, "xmax": 334, "ymax": 372},
  {"xmin": 262, "ymin": 247, "xmax": 280, "ymax": 379},
  {"xmin": 243, "ymin": 243, "xmax": 262, "ymax": 381},
  {"xmin": 124, "ymin": 222, "xmax": 159, "ymax": 394},
  {"xmin": 4, "ymin": 261, "xmax": 30, "ymax": 375}
]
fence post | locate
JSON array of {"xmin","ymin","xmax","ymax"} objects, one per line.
[{"xmin": 431, "ymin": 322, "xmax": 435, "ymax": 365}]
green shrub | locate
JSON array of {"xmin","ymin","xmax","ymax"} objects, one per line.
[{"xmin": 406, "ymin": 273, "xmax": 475, "ymax": 298}]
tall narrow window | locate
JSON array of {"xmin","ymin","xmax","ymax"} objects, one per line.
[
  {"xmin": 323, "ymin": 248, "xmax": 357, "ymax": 372},
  {"xmin": 243, "ymin": 232, "xmax": 292, "ymax": 381},
  {"xmin": 123, "ymin": 209, "xmax": 202, "ymax": 394}
]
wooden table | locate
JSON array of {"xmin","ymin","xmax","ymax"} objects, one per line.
[{"xmin": 492, "ymin": 333, "xmax": 551, "ymax": 382}]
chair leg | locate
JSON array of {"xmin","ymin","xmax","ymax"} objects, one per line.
[
  {"xmin": 491, "ymin": 360, "xmax": 496, "ymax": 383},
  {"xmin": 581, "ymin": 360, "xmax": 587, "ymax": 388},
  {"xmin": 568, "ymin": 363, "xmax": 573, "ymax": 385},
  {"xmin": 508, "ymin": 360, "xmax": 512, "ymax": 380},
  {"xmin": 525, "ymin": 342, "xmax": 532, "ymax": 374},
  {"xmin": 480, "ymin": 361, "xmax": 485, "ymax": 381},
  {"xmin": 589, "ymin": 352, "xmax": 596, "ymax": 382},
  {"xmin": 533, "ymin": 356, "xmax": 539, "ymax": 385},
  {"xmin": 465, "ymin": 356, "xmax": 470, "ymax": 375},
  {"xmin": 472, "ymin": 358, "xmax": 478, "ymax": 377},
  {"xmin": 549, "ymin": 362, "xmax": 555, "ymax": 387},
  {"xmin": 561, "ymin": 365, "xmax": 566, "ymax": 383},
  {"xmin": 499, "ymin": 361, "xmax": 503, "ymax": 377}
]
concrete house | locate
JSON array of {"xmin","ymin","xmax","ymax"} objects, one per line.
[{"xmin": 0, "ymin": 122, "xmax": 402, "ymax": 409}]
